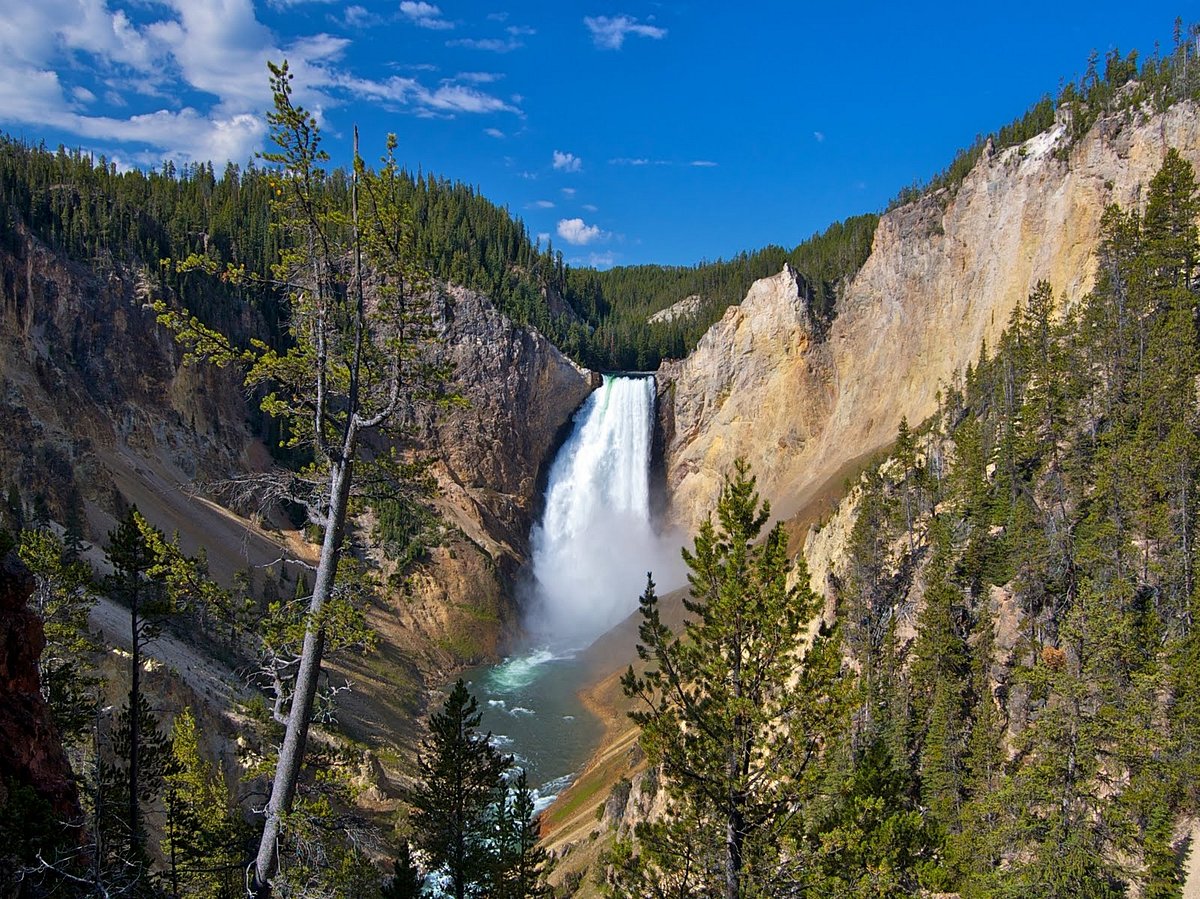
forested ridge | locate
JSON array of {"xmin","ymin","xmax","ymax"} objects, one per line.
[
  {"xmin": 604, "ymin": 147, "xmax": 1200, "ymax": 899},
  {"xmin": 825, "ymin": 146, "xmax": 1200, "ymax": 897},
  {"xmin": 2, "ymin": 21, "xmax": 1198, "ymax": 375},
  {"xmin": 0, "ymin": 133, "xmax": 878, "ymax": 371}
]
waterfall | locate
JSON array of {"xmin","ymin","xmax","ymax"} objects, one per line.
[{"xmin": 526, "ymin": 374, "xmax": 683, "ymax": 649}]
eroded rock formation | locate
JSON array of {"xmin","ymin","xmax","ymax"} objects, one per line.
[
  {"xmin": 0, "ymin": 551, "xmax": 80, "ymax": 820},
  {"xmin": 660, "ymin": 102, "xmax": 1200, "ymax": 531}
]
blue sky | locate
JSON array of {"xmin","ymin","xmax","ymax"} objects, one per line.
[{"xmin": 0, "ymin": 1, "xmax": 1190, "ymax": 267}]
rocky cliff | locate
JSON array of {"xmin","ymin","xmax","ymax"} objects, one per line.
[
  {"xmin": 660, "ymin": 101, "xmax": 1200, "ymax": 530},
  {"xmin": 368, "ymin": 283, "xmax": 594, "ymax": 677},
  {"xmin": 0, "ymin": 550, "xmax": 80, "ymax": 821},
  {"xmin": 0, "ymin": 224, "xmax": 594, "ymax": 724}
]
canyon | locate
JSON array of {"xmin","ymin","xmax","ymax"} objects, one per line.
[{"xmin": 3, "ymin": 91, "xmax": 1200, "ymax": 894}]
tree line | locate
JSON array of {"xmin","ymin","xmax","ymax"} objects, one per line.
[{"xmin": 605, "ymin": 148, "xmax": 1200, "ymax": 897}]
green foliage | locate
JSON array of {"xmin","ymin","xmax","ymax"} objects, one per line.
[
  {"xmin": 615, "ymin": 459, "xmax": 845, "ymax": 897},
  {"xmin": 0, "ymin": 779, "xmax": 79, "ymax": 896},
  {"xmin": 492, "ymin": 770, "xmax": 553, "ymax": 899},
  {"xmin": 806, "ymin": 741, "xmax": 937, "ymax": 898},
  {"xmin": 830, "ymin": 148, "xmax": 1200, "ymax": 897},
  {"xmin": 381, "ymin": 842, "xmax": 425, "ymax": 899},
  {"xmin": 162, "ymin": 709, "xmax": 252, "ymax": 899},
  {"xmin": 18, "ymin": 527, "xmax": 99, "ymax": 743},
  {"xmin": 405, "ymin": 679, "xmax": 511, "ymax": 899},
  {"xmin": 566, "ymin": 213, "xmax": 880, "ymax": 370}
]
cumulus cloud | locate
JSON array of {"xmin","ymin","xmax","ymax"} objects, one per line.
[
  {"xmin": 399, "ymin": 1, "xmax": 453, "ymax": 30},
  {"xmin": 557, "ymin": 217, "xmax": 607, "ymax": 246},
  {"xmin": 584, "ymin": 15, "xmax": 666, "ymax": 50},
  {"xmin": 552, "ymin": 150, "xmax": 581, "ymax": 172},
  {"xmin": 0, "ymin": 0, "xmax": 517, "ymax": 166}
]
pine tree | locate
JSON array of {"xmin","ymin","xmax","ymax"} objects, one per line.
[
  {"xmin": 407, "ymin": 679, "xmax": 510, "ymax": 899},
  {"xmin": 104, "ymin": 507, "xmax": 171, "ymax": 859},
  {"xmin": 155, "ymin": 61, "xmax": 451, "ymax": 897},
  {"xmin": 162, "ymin": 709, "xmax": 249, "ymax": 899},
  {"xmin": 381, "ymin": 842, "xmax": 425, "ymax": 899},
  {"xmin": 617, "ymin": 459, "xmax": 845, "ymax": 898},
  {"xmin": 493, "ymin": 770, "xmax": 553, "ymax": 899},
  {"xmin": 908, "ymin": 520, "xmax": 971, "ymax": 833}
]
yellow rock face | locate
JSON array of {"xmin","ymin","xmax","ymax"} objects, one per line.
[{"xmin": 661, "ymin": 102, "xmax": 1200, "ymax": 532}]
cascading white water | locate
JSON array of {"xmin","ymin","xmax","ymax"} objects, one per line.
[
  {"xmin": 526, "ymin": 374, "xmax": 684, "ymax": 648},
  {"xmin": 452, "ymin": 374, "xmax": 684, "ymax": 812}
]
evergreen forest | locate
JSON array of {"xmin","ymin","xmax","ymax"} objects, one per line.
[{"xmin": 2, "ymin": 17, "xmax": 1200, "ymax": 899}]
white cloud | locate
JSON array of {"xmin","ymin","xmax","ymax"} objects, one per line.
[
  {"xmin": 610, "ymin": 156, "xmax": 649, "ymax": 166},
  {"xmin": 552, "ymin": 149, "xmax": 581, "ymax": 172},
  {"xmin": 0, "ymin": 0, "xmax": 517, "ymax": 167},
  {"xmin": 484, "ymin": 127, "xmax": 504, "ymax": 138},
  {"xmin": 447, "ymin": 36, "xmax": 523, "ymax": 52},
  {"xmin": 584, "ymin": 15, "xmax": 666, "ymax": 50},
  {"xmin": 507, "ymin": 25, "xmax": 536, "ymax": 36},
  {"xmin": 690, "ymin": 159, "xmax": 718, "ymax": 167},
  {"xmin": 333, "ymin": 72, "xmax": 517, "ymax": 115},
  {"xmin": 456, "ymin": 71, "xmax": 502, "ymax": 83},
  {"xmin": 813, "ymin": 131, "xmax": 825, "ymax": 142},
  {"xmin": 560, "ymin": 187, "xmax": 575, "ymax": 197},
  {"xmin": 341, "ymin": 5, "xmax": 379, "ymax": 28},
  {"xmin": 582, "ymin": 203, "xmax": 598, "ymax": 212},
  {"xmin": 399, "ymin": 1, "xmax": 453, "ymax": 30},
  {"xmin": 529, "ymin": 199, "xmax": 555, "ymax": 208},
  {"xmin": 557, "ymin": 217, "xmax": 607, "ymax": 246},
  {"xmin": 587, "ymin": 251, "xmax": 615, "ymax": 267}
]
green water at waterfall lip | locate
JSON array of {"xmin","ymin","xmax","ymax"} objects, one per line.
[{"xmin": 453, "ymin": 648, "xmax": 604, "ymax": 811}]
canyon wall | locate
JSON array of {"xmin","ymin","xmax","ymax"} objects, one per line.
[
  {"xmin": 660, "ymin": 101, "xmax": 1200, "ymax": 531},
  {"xmin": 0, "ymin": 228, "xmax": 593, "ymax": 723}
]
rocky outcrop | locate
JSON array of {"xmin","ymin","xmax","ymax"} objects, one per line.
[
  {"xmin": 0, "ymin": 225, "xmax": 596, "ymax": 737},
  {"xmin": 0, "ymin": 551, "xmax": 80, "ymax": 820},
  {"xmin": 424, "ymin": 284, "xmax": 595, "ymax": 567},
  {"xmin": 661, "ymin": 101, "xmax": 1200, "ymax": 530},
  {"xmin": 0, "ymin": 228, "xmax": 261, "ymax": 539},
  {"xmin": 648, "ymin": 293, "xmax": 703, "ymax": 326},
  {"xmin": 659, "ymin": 263, "xmax": 835, "ymax": 525},
  {"xmin": 361, "ymin": 283, "xmax": 595, "ymax": 672}
]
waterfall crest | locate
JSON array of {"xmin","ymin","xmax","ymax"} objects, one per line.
[{"xmin": 527, "ymin": 375, "xmax": 683, "ymax": 648}]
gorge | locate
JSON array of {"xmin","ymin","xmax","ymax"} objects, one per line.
[{"xmin": 3, "ymin": 26, "xmax": 1200, "ymax": 899}]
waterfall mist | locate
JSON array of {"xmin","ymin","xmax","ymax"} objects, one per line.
[{"xmin": 525, "ymin": 375, "xmax": 686, "ymax": 650}]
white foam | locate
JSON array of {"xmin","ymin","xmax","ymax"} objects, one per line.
[{"xmin": 527, "ymin": 375, "xmax": 686, "ymax": 648}]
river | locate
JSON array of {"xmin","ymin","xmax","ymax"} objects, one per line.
[{"xmin": 447, "ymin": 374, "xmax": 685, "ymax": 810}]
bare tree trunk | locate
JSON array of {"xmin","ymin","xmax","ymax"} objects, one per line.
[
  {"xmin": 129, "ymin": 584, "xmax": 140, "ymax": 857},
  {"xmin": 252, "ymin": 458, "xmax": 354, "ymax": 898}
]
